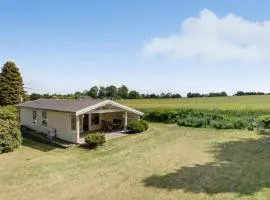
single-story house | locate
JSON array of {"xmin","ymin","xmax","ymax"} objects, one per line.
[{"xmin": 17, "ymin": 99, "xmax": 143, "ymax": 143}]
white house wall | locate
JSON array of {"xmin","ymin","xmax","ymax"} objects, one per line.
[
  {"xmin": 127, "ymin": 112, "xmax": 140, "ymax": 123},
  {"xmin": 19, "ymin": 108, "xmax": 77, "ymax": 143}
]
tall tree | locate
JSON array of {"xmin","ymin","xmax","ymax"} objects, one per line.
[
  {"xmin": 30, "ymin": 93, "xmax": 42, "ymax": 101},
  {"xmin": 0, "ymin": 61, "xmax": 25, "ymax": 105},
  {"xmin": 74, "ymin": 91, "xmax": 82, "ymax": 99},
  {"xmin": 87, "ymin": 86, "xmax": 99, "ymax": 98},
  {"xmin": 105, "ymin": 85, "xmax": 118, "ymax": 99},
  {"xmin": 129, "ymin": 91, "xmax": 141, "ymax": 99},
  {"xmin": 98, "ymin": 86, "xmax": 106, "ymax": 99},
  {"xmin": 42, "ymin": 93, "xmax": 51, "ymax": 99},
  {"xmin": 117, "ymin": 85, "xmax": 129, "ymax": 99}
]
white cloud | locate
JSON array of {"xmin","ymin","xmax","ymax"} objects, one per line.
[{"xmin": 142, "ymin": 9, "xmax": 270, "ymax": 63}]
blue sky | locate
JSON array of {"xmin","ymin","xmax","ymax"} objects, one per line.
[{"xmin": 1, "ymin": 0, "xmax": 270, "ymax": 95}]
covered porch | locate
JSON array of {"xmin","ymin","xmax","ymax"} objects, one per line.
[{"xmin": 75, "ymin": 104, "xmax": 141, "ymax": 143}]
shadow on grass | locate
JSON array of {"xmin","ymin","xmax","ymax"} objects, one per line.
[
  {"xmin": 22, "ymin": 138, "xmax": 57, "ymax": 152},
  {"xmin": 143, "ymin": 137, "xmax": 270, "ymax": 195},
  {"xmin": 78, "ymin": 143, "xmax": 102, "ymax": 151}
]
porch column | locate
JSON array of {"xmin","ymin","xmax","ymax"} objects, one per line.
[
  {"xmin": 76, "ymin": 115, "xmax": 80, "ymax": 143},
  {"xmin": 89, "ymin": 113, "xmax": 91, "ymax": 131},
  {"xmin": 124, "ymin": 111, "xmax": 128, "ymax": 131}
]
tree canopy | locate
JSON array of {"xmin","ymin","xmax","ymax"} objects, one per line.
[
  {"xmin": 105, "ymin": 85, "xmax": 118, "ymax": 99},
  {"xmin": 87, "ymin": 86, "xmax": 99, "ymax": 98},
  {"xmin": 117, "ymin": 85, "xmax": 129, "ymax": 99},
  {"xmin": 0, "ymin": 61, "xmax": 25, "ymax": 105}
]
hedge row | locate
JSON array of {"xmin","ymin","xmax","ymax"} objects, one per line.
[{"xmin": 143, "ymin": 108, "xmax": 270, "ymax": 130}]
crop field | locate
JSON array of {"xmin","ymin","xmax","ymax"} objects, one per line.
[{"xmin": 118, "ymin": 95, "xmax": 270, "ymax": 111}]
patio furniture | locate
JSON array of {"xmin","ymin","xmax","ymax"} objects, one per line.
[
  {"xmin": 101, "ymin": 120, "xmax": 113, "ymax": 132},
  {"xmin": 112, "ymin": 119, "xmax": 122, "ymax": 131}
]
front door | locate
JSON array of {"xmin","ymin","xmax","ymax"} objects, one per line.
[{"xmin": 83, "ymin": 114, "xmax": 89, "ymax": 131}]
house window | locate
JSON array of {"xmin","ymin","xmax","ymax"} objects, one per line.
[
  {"xmin": 32, "ymin": 110, "xmax": 37, "ymax": 124},
  {"xmin": 70, "ymin": 114, "xmax": 76, "ymax": 130},
  {"xmin": 91, "ymin": 113, "xmax": 99, "ymax": 125},
  {"xmin": 42, "ymin": 111, "xmax": 47, "ymax": 127}
]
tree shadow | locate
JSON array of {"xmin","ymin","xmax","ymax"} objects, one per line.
[
  {"xmin": 143, "ymin": 137, "xmax": 270, "ymax": 195},
  {"xmin": 22, "ymin": 138, "xmax": 58, "ymax": 152}
]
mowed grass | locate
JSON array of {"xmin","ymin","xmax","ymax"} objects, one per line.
[
  {"xmin": 1, "ymin": 123, "xmax": 270, "ymax": 200},
  {"xmin": 117, "ymin": 95, "xmax": 270, "ymax": 111}
]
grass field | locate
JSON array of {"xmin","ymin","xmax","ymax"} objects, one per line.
[
  {"xmin": 118, "ymin": 95, "xmax": 270, "ymax": 111},
  {"xmin": 1, "ymin": 123, "xmax": 270, "ymax": 200}
]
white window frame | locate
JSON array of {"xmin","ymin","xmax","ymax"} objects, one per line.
[
  {"xmin": 42, "ymin": 111, "xmax": 48, "ymax": 127},
  {"xmin": 70, "ymin": 114, "xmax": 76, "ymax": 131},
  {"xmin": 32, "ymin": 110, "xmax": 37, "ymax": 125}
]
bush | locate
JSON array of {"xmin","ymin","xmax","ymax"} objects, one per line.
[
  {"xmin": 0, "ymin": 119, "xmax": 22, "ymax": 153},
  {"xmin": 140, "ymin": 120, "xmax": 149, "ymax": 130},
  {"xmin": 84, "ymin": 133, "xmax": 105, "ymax": 148},
  {"xmin": 127, "ymin": 121, "xmax": 145, "ymax": 133},
  {"xmin": 127, "ymin": 120, "xmax": 148, "ymax": 133},
  {"xmin": 247, "ymin": 126, "xmax": 254, "ymax": 131},
  {"xmin": 178, "ymin": 116, "xmax": 209, "ymax": 128},
  {"xmin": 257, "ymin": 115, "xmax": 270, "ymax": 129},
  {"xmin": 248, "ymin": 119, "xmax": 257, "ymax": 131},
  {"xmin": 144, "ymin": 109, "xmax": 178, "ymax": 123},
  {"xmin": 233, "ymin": 119, "xmax": 247, "ymax": 129},
  {"xmin": 210, "ymin": 120, "xmax": 234, "ymax": 129},
  {"xmin": 258, "ymin": 129, "xmax": 270, "ymax": 135}
]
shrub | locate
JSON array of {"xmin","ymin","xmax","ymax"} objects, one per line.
[
  {"xmin": 257, "ymin": 115, "xmax": 270, "ymax": 129},
  {"xmin": 0, "ymin": 119, "xmax": 22, "ymax": 153},
  {"xmin": 84, "ymin": 133, "xmax": 105, "ymax": 148},
  {"xmin": 127, "ymin": 120, "xmax": 147, "ymax": 133},
  {"xmin": 144, "ymin": 109, "xmax": 178, "ymax": 122},
  {"xmin": 178, "ymin": 116, "xmax": 209, "ymax": 128},
  {"xmin": 258, "ymin": 129, "xmax": 270, "ymax": 135},
  {"xmin": 140, "ymin": 120, "xmax": 149, "ymax": 130},
  {"xmin": 233, "ymin": 119, "xmax": 247, "ymax": 129},
  {"xmin": 210, "ymin": 120, "xmax": 234, "ymax": 129},
  {"xmin": 248, "ymin": 119, "xmax": 257, "ymax": 131},
  {"xmin": 247, "ymin": 126, "xmax": 254, "ymax": 131}
]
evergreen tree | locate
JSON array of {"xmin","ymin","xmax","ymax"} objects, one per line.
[{"xmin": 0, "ymin": 61, "xmax": 25, "ymax": 105}]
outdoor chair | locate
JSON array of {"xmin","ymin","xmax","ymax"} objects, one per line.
[
  {"xmin": 112, "ymin": 119, "xmax": 122, "ymax": 131},
  {"xmin": 101, "ymin": 120, "xmax": 113, "ymax": 132}
]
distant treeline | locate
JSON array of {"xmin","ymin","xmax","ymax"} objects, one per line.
[
  {"xmin": 187, "ymin": 91, "xmax": 269, "ymax": 98},
  {"xmin": 233, "ymin": 91, "xmax": 268, "ymax": 96},
  {"xmin": 187, "ymin": 92, "xmax": 228, "ymax": 98},
  {"xmin": 29, "ymin": 85, "xmax": 269, "ymax": 101},
  {"xmin": 29, "ymin": 85, "xmax": 183, "ymax": 101}
]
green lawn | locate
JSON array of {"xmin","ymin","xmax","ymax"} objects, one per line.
[
  {"xmin": 0, "ymin": 123, "xmax": 269, "ymax": 200},
  {"xmin": 118, "ymin": 95, "xmax": 270, "ymax": 111}
]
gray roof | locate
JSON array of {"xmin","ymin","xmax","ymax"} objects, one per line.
[{"xmin": 17, "ymin": 99, "xmax": 104, "ymax": 112}]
